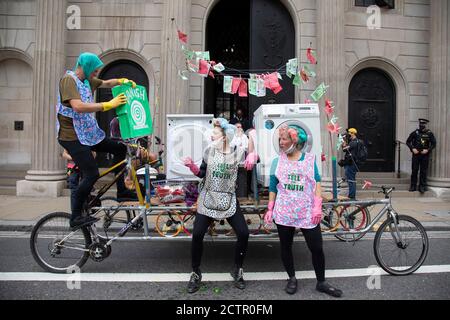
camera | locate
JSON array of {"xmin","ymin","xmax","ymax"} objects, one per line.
[{"xmin": 343, "ymin": 133, "xmax": 351, "ymax": 144}]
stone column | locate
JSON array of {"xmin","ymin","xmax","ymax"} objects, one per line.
[
  {"xmin": 17, "ymin": 0, "xmax": 67, "ymax": 197},
  {"xmin": 158, "ymin": 0, "xmax": 191, "ymax": 144},
  {"xmin": 428, "ymin": 0, "xmax": 450, "ymax": 200},
  {"xmin": 316, "ymin": 0, "xmax": 346, "ymax": 179}
]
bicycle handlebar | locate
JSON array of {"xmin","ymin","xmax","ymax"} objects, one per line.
[{"xmin": 378, "ymin": 186, "xmax": 395, "ymax": 198}]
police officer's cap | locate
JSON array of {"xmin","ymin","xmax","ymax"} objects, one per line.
[{"xmin": 418, "ymin": 118, "xmax": 429, "ymax": 124}]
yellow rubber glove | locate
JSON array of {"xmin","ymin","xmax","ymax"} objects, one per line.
[
  {"xmin": 102, "ymin": 93, "xmax": 127, "ymax": 112},
  {"xmin": 118, "ymin": 78, "xmax": 137, "ymax": 88}
]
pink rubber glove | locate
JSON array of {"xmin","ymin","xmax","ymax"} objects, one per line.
[
  {"xmin": 184, "ymin": 157, "xmax": 200, "ymax": 176},
  {"xmin": 244, "ymin": 152, "xmax": 259, "ymax": 171},
  {"xmin": 264, "ymin": 201, "xmax": 275, "ymax": 227},
  {"xmin": 311, "ymin": 196, "xmax": 323, "ymax": 225}
]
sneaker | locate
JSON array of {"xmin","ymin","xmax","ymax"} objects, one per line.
[
  {"xmin": 230, "ymin": 266, "xmax": 246, "ymax": 290},
  {"xmin": 187, "ymin": 271, "xmax": 202, "ymax": 294},
  {"xmin": 285, "ymin": 276, "xmax": 297, "ymax": 295},
  {"xmin": 316, "ymin": 281, "xmax": 343, "ymax": 298},
  {"xmin": 70, "ymin": 215, "xmax": 99, "ymax": 230}
]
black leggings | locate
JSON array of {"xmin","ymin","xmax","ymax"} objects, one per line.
[
  {"xmin": 276, "ymin": 223, "xmax": 325, "ymax": 282},
  {"xmin": 192, "ymin": 202, "xmax": 249, "ymax": 272},
  {"xmin": 59, "ymin": 138, "xmax": 128, "ymax": 218}
]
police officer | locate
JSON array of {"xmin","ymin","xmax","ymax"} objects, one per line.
[{"xmin": 406, "ymin": 119, "xmax": 436, "ymax": 194}]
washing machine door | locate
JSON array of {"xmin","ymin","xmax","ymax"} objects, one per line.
[
  {"xmin": 166, "ymin": 115, "xmax": 214, "ymax": 180},
  {"xmin": 272, "ymin": 120, "xmax": 314, "ymax": 154}
]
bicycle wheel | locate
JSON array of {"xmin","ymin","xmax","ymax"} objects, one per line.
[
  {"xmin": 334, "ymin": 205, "xmax": 370, "ymax": 242},
  {"xmin": 182, "ymin": 211, "xmax": 196, "ymax": 236},
  {"xmin": 321, "ymin": 206, "xmax": 341, "ymax": 232},
  {"xmin": 30, "ymin": 212, "xmax": 92, "ymax": 273},
  {"xmin": 155, "ymin": 211, "xmax": 183, "ymax": 237},
  {"xmin": 374, "ymin": 215, "xmax": 429, "ymax": 276}
]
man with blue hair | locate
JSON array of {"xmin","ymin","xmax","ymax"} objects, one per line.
[{"xmin": 56, "ymin": 52, "xmax": 138, "ymax": 229}]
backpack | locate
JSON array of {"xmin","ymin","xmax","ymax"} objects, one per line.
[{"xmin": 355, "ymin": 139, "xmax": 368, "ymax": 163}]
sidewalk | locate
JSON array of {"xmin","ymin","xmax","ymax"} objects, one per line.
[{"xmin": 0, "ymin": 194, "xmax": 449, "ymax": 231}]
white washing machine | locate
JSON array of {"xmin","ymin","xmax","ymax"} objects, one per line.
[
  {"xmin": 166, "ymin": 114, "xmax": 215, "ymax": 180},
  {"xmin": 253, "ymin": 104, "xmax": 322, "ymax": 187}
]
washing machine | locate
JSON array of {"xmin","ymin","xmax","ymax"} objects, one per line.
[
  {"xmin": 166, "ymin": 114, "xmax": 215, "ymax": 180},
  {"xmin": 253, "ymin": 104, "xmax": 322, "ymax": 187}
]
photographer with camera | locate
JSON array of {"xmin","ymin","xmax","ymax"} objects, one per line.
[{"xmin": 339, "ymin": 128, "xmax": 360, "ymax": 200}]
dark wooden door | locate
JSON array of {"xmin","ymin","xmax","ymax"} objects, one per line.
[
  {"xmin": 96, "ymin": 60, "xmax": 149, "ymax": 167},
  {"xmin": 248, "ymin": 0, "xmax": 295, "ymax": 118},
  {"xmin": 205, "ymin": 0, "xmax": 295, "ymax": 122},
  {"xmin": 349, "ymin": 68, "xmax": 396, "ymax": 172}
]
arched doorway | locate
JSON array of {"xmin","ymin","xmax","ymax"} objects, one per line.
[
  {"xmin": 96, "ymin": 59, "xmax": 149, "ymax": 167},
  {"xmin": 349, "ymin": 68, "xmax": 396, "ymax": 172},
  {"xmin": 0, "ymin": 58, "xmax": 33, "ymax": 166},
  {"xmin": 205, "ymin": 0, "xmax": 295, "ymax": 122}
]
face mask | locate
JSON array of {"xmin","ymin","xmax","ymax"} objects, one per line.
[{"xmin": 284, "ymin": 143, "xmax": 296, "ymax": 155}]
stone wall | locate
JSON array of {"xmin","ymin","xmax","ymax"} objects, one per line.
[
  {"xmin": 343, "ymin": 0, "xmax": 431, "ymax": 173},
  {"xmin": 189, "ymin": 0, "xmax": 318, "ymax": 113},
  {"xmin": 0, "ymin": 0, "xmax": 36, "ymax": 166}
]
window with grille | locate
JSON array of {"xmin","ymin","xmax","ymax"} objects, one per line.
[{"xmin": 355, "ymin": 0, "xmax": 395, "ymax": 9}]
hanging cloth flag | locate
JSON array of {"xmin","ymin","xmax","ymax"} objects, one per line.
[
  {"xmin": 195, "ymin": 51, "xmax": 210, "ymax": 61},
  {"xmin": 187, "ymin": 59, "xmax": 199, "ymax": 73},
  {"xmin": 311, "ymin": 82, "xmax": 329, "ymax": 102},
  {"xmin": 300, "ymin": 69, "xmax": 310, "ymax": 83},
  {"xmin": 182, "ymin": 46, "xmax": 195, "ymax": 60},
  {"xmin": 248, "ymin": 77, "xmax": 258, "ymax": 96},
  {"xmin": 223, "ymin": 76, "xmax": 233, "ymax": 94},
  {"xmin": 178, "ymin": 70, "xmax": 189, "ymax": 81},
  {"xmin": 238, "ymin": 79, "xmax": 248, "ymax": 97},
  {"xmin": 303, "ymin": 64, "xmax": 316, "ymax": 78},
  {"xmin": 178, "ymin": 30, "xmax": 188, "ymax": 44},
  {"xmin": 213, "ymin": 63, "xmax": 225, "ymax": 73},
  {"xmin": 198, "ymin": 59, "xmax": 210, "ymax": 77},
  {"xmin": 325, "ymin": 99, "xmax": 335, "ymax": 116},
  {"xmin": 330, "ymin": 115, "xmax": 339, "ymax": 125},
  {"xmin": 286, "ymin": 58, "xmax": 298, "ymax": 78},
  {"xmin": 231, "ymin": 77, "xmax": 241, "ymax": 94},
  {"xmin": 307, "ymin": 48, "xmax": 317, "ymax": 65},
  {"xmin": 257, "ymin": 77, "xmax": 266, "ymax": 97},
  {"xmin": 327, "ymin": 122, "xmax": 341, "ymax": 134},
  {"xmin": 264, "ymin": 72, "xmax": 283, "ymax": 94},
  {"xmin": 336, "ymin": 134, "xmax": 345, "ymax": 151}
]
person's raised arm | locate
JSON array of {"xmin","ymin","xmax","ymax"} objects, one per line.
[
  {"xmin": 99, "ymin": 78, "xmax": 136, "ymax": 89},
  {"xmin": 69, "ymin": 93, "xmax": 127, "ymax": 113}
]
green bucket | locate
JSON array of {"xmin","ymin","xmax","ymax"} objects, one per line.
[{"xmin": 112, "ymin": 84, "xmax": 153, "ymax": 139}]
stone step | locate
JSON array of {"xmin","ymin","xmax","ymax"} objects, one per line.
[
  {"xmin": 356, "ymin": 172, "xmax": 409, "ymax": 179},
  {"xmin": 0, "ymin": 178, "xmax": 20, "ymax": 187},
  {"xmin": 0, "ymin": 186, "xmax": 16, "ymax": 196},
  {"xmin": 0, "ymin": 165, "xmax": 29, "ymax": 190}
]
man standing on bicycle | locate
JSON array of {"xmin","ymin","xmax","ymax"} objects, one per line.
[
  {"xmin": 56, "ymin": 52, "xmax": 138, "ymax": 230},
  {"xmin": 264, "ymin": 125, "xmax": 343, "ymax": 297}
]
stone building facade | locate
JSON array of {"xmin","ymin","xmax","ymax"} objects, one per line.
[{"xmin": 0, "ymin": 0, "xmax": 448, "ymax": 197}]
